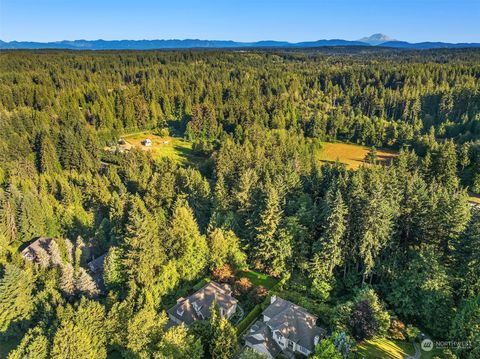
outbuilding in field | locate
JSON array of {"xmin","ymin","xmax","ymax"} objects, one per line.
[{"xmin": 142, "ymin": 138, "xmax": 152, "ymax": 146}]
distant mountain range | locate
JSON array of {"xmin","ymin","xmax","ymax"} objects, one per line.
[
  {"xmin": 1, "ymin": 34, "xmax": 479, "ymax": 50},
  {"xmin": 358, "ymin": 33, "xmax": 397, "ymax": 45}
]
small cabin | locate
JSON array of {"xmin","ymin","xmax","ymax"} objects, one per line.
[{"xmin": 142, "ymin": 139, "xmax": 152, "ymax": 147}]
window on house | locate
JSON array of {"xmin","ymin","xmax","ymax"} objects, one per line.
[{"xmin": 298, "ymin": 345, "xmax": 308, "ymax": 354}]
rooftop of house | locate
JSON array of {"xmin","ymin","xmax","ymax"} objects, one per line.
[
  {"xmin": 262, "ymin": 296, "xmax": 326, "ymax": 352},
  {"xmin": 245, "ymin": 320, "xmax": 282, "ymax": 357},
  {"xmin": 20, "ymin": 237, "xmax": 53, "ymax": 262},
  {"xmin": 88, "ymin": 253, "xmax": 106, "ymax": 274},
  {"xmin": 168, "ymin": 281, "xmax": 238, "ymax": 325}
]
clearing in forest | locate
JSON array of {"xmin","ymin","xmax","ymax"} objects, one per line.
[
  {"xmin": 318, "ymin": 142, "xmax": 398, "ymax": 169},
  {"xmin": 121, "ymin": 131, "xmax": 198, "ymax": 164}
]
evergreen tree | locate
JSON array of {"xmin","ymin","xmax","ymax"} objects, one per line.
[
  {"xmin": 167, "ymin": 201, "xmax": 208, "ymax": 281},
  {"xmin": 450, "ymin": 296, "xmax": 480, "ymax": 359},
  {"xmin": 208, "ymin": 228, "xmax": 246, "ymax": 270},
  {"xmin": 122, "ymin": 196, "xmax": 164, "ymax": 286},
  {"xmin": 0, "ymin": 265, "xmax": 34, "ymax": 334},
  {"xmin": 454, "ymin": 210, "xmax": 480, "ymax": 298},
  {"xmin": 314, "ymin": 188, "xmax": 347, "ymax": 275},
  {"xmin": 103, "ymin": 246, "xmax": 126, "ymax": 291},
  {"xmin": 51, "ymin": 299, "xmax": 107, "ymax": 359},
  {"xmin": 254, "ymin": 185, "xmax": 283, "ymax": 272},
  {"xmin": 126, "ymin": 307, "xmax": 167, "ymax": 358},
  {"xmin": 155, "ymin": 324, "xmax": 204, "ymax": 359},
  {"xmin": 36, "ymin": 133, "xmax": 61, "ymax": 174},
  {"xmin": 210, "ymin": 317, "xmax": 238, "ymax": 359},
  {"xmin": 386, "ymin": 248, "xmax": 454, "ymax": 338},
  {"xmin": 357, "ymin": 173, "xmax": 395, "ymax": 283},
  {"xmin": 8, "ymin": 326, "xmax": 50, "ymax": 359}
]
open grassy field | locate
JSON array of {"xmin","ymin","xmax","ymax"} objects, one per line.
[
  {"xmin": 236, "ymin": 270, "xmax": 279, "ymax": 290},
  {"xmin": 318, "ymin": 142, "xmax": 480, "ymax": 205},
  {"xmin": 318, "ymin": 142, "xmax": 398, "ymax": 169},
  {"xmin": 353, "ymin": 338, "xmax": 415, "ymax": 359},
  {"xmin": 121, "ymin": 131, "xmax": 199, "ymax": 164}
]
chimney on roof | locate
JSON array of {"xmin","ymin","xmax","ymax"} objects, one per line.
[{"xmin": 271, "ymin": 295, "xmax": 277, "ymax": 304}]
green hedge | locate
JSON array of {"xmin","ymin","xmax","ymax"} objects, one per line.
[
  {"xmin": 236, "ymin": 304, "xmax": 262, "ymax": 336},
  {"xmin": 270, "ymin": 273, "xmax": 290, "ymax": 292},
  {"xmin": 192, "ymin": 277, "xmax": 211, "ymax": 291}
]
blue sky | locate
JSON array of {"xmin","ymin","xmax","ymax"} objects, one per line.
[{"xmin": 1, "ymin": 0, "xmax": 479, "ymax": 43}]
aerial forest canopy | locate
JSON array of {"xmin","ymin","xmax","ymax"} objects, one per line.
[{"xmin": 0, "ymin": 48, "xmax": 479, "ymax": 358}]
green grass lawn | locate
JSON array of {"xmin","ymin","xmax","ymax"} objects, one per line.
[
  {"xmin": 120, "ymin": 131, "xmax": 203, "ymax": 164},
  {"xmin": 317, "ymin": 142, "xmax": 398, "ymax": 170},
  {"xmin": 353, "ymin": 338, "xmax": 415, "ymax": 359},
  {"xmin": 236, "ymin": 270, "xmax": 279, "ymax": 290}
]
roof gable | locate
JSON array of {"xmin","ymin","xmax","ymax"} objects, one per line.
[
  {"xmin": 263, "ymin": 297, "xmax": 326, "ymax": 351},
  {"xmin": 168, "ymin": 281, "xmax": 238, "ymax": 325}
]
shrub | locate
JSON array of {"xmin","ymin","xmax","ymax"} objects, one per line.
[
  {"xmin": 351, "ymin": 287, "xmax": 390, "ymax": 337},
  {"xmin": 389, "ymin": 318, "xmax": 406, "ymax": 340},
  {"xmin": 159, "ymin": 128, "xmax": 170, "ymax": 137},
  {"xmin": 350, "ymin": 300, "xmax": 377, "ymax": 340},
  {"xmin": 249, "ymin": 285, "xmax": 268, "ymax": 304},
  {"xmin": 234, "ymin": 277, "xmax": 253, "ymax": 297},
  {"xmin": 405, "ymin": 325, "xmax": 421, "ymax": 341},
  {"xmin": 154, "ymin": 127, "xmax": 169, "ymax": 137},
  {"xmin": 211, "ymin": 264, "xmax": 235, "ymax": 283}
]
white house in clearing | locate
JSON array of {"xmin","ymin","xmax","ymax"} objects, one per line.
[{"xmin": 142, "ymin": 138, "xmax": 152, "ymax": 146}]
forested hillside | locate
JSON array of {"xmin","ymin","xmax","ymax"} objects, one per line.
[{"xmin": 0, "ymin": 48, "xmax": 479, "ymax": 358}]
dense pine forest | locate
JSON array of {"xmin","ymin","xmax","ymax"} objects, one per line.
[{"xmin": 0, "ymin": 48, "xmax": 479, "ymax": 358}]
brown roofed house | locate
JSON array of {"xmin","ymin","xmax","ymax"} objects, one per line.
[{"xmin": 168, "ymin": 281, "xmax": 238, "ymax": 326}]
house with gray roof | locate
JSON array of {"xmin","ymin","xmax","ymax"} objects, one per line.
[
  {"xmin": 245, "ymin": 296, "xmax": 326, "ymax": 358},
  {"xmin": 87, "ymin": 253, "xmax": 107, "ymax": 290},
  {"xmin": 168, "ymin": 281, "xmax": 238, "ymax": 326},
  {"xmin": 20, "ymin": 237, "xmax": 53, "ymax": 263},
  {"xmin": 88, "ymin": 254, "xmax": 106, "ymax": 274}
]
